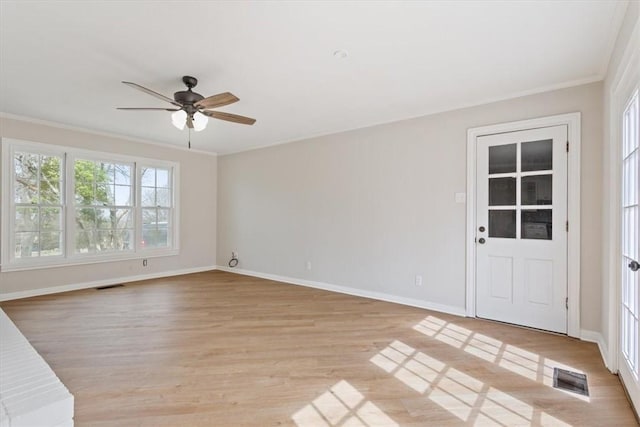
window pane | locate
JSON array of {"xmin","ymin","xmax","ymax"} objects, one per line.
[
  {"xmin": 521, "ymin": 175, "xmax": 552, "ymax": 205},
  {"xmin": 15, "ymin": 180, "xmax": 38, "ymax": 204},
  {"xmin": 107, "ymin": 229, "xmax": 133, "ymax": 251},
  {"xmin": 115, "ymin": 164, "xmax": 131, "ymax": 185},
  {"xmin": 14, "ymin": 153, "xmax": 39, "ymax": 180},
  {"xmin": 75, "ymin": 183, "xmax": 95, "ymax": 205},
  {"xmin": 489, "ymin": 144, "xmax": 516, "ymax": 174},
  {"xmin": 522, "ymin": 209, "xmax": 552, "ymax": 240},
  {"xmin": 521, "ymin": 139, "xmax": 552, "ymax": 172},
  {"xmin": 15, "ymin": 232, "xmax": 39, "ymax": 258},
  {"xmin": 96, "ymin": 182, "xmax": 114, "ymax": 206},
  {"xmin": 75, "ymin": 159, "xmax": 96, "ymax": 205},
  {"xmin": 75, "ymin": 230, "xmax": 95, "ymax": 254},
  {"xmin": 14, "ymin": 153, "xmax": 38, "ymax": 203},
  {"xmin": 115, "ymin": 209, "xmax": 133, "ymax": 229},
  {"xmin": 156, "ymin": 188, "xmax": 171, "ymax": 207},
  {"xmin": 39, "ymin": 232, "xmax": 62, "ymax": 256},
  {"xmin": 489, "ymin": 210, "xmax": 516, "ymax": 238},
  {"xmin": 141, "ymin": 187, "xmax": 156, "ymax": 207},
  {"xmin": 156, "ymin": 168, "xmax": 169, "ymax": 188},
  {"xmin": 489, "ymin": 178, "xmax": 516, "ymax": 206},
  {"xmin": 76, "ymin": 207, "xmax": 96, "ymax": 230},
  {"xmin": 39, "ymin": 155, "xmax": 62, "ymax": 205},
  {"xmin": 97, "ymin": 230, "xmax": 116, "ymax": 252},
  {"xmin": 142, "ymin": 208, "xmax": 168, "ymax": 248},
  {"xmin": 40, "ymin": 207, "xmax": 62, "ymax": 231},
  {"xmin": 99, "ymin": 163, "xmax": 115, "ymax": 186},
  {"xmin": 141, "ymin": 168, "xmax": 155, "ymax": 186},
  {"xmin": 114, "ymin": 185, "xmax": 131, "ymax": 206},
  {"xmin": 96, "ymin": 208, "xmax": 115, "ymax": 229},
  {"xmin": 157, "ymin": 208, "xmax": 170, "ymax": 224},
  {"xmin": 15, "ymin": 207, "xmax": 39, "ymax": 231},
  {"xmin": 74, "ymin": 160, "xmax": 96, "ymax": 183},
  {"xmin": 142, "ymin": 208, "xmax": 156, "ymax": 224}
]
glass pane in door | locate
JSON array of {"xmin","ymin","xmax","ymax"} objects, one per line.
[
  {"xmin": 522, "ymin": 139, "xmax": 553, "ymax": 171},
  {"xmin": 521, "ymin": 175, "xmax": 552, "ymax": 205},
  {"xmin": 489, "ymin": 178, "xmax": 516, "ymax": 205},
  {"xmin": 521, "ymin": 210, "xmax": 552, "ymax": 240},
  {"xmin": 489, "ymin": 210, "xmax": 516, "ymax": 238},
  {"xmin": 489, "ymin": 144, "xmax": 517, "ymax": 174}
]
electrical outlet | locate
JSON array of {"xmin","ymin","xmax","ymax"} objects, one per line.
[
  {"xmin": 143, "ymin": 259, "xmax": 148, "ymax": 267},
  {"xmin": 306, "ymin": 261, "xmax": 312, "ymax": 270},
  {"xmin": 415, "ymin": 275, "xmax": 423, "ymax": 286}
]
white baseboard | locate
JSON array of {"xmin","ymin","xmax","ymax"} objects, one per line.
[
  {"xmin": 581, "ymin": 329, "xmax": 611, "ymax": 370},
  {"xmin": 0, "ymin": 265, "xmax": 217, "ymax": 301},
  {"xmin": 216, "ymin": 266, "xmax": 467, "ymax": 317}
]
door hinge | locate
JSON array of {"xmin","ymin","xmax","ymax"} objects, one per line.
[
  {"xmin": 566, "ymin": 141, "xmax": 569, "ymax": 152},
  {"xmin": 566, "ymin": 221, "xmax": 569, "ymax": 232},
  {"xmin": 566, "ymin": 297, "xmax": 568, "ymax": 310}
]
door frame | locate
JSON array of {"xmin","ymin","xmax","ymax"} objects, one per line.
[
  {"xmin": 466, "ymin": 112, "xmax": 582, "ymax": 338},
  {"xmin": 605, "ymin": 16, "xmax": 640, "ymax": 375}
]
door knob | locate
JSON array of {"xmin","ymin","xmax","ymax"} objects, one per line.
[
  {"xmin": 629, "ymin": 260, "xmax": 640, "ymax": 272},
  {"xmin": 478, "ymin": 238, "xmax": 486, "ymax": 244}
]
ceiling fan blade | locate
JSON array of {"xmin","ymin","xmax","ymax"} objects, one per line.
[
  {"xmin": 201, "ymin": 110, "xmax": 256, "ymax": 125},
  {"xmin": 117, "ymin": 107, "xmax": 180, "ymax": 111},
  {"xmin": 187, "ymin": 115, "xmax": 194, "ymax": 129},
  {"xmin": 194, "ymin": 92, "xmax": 239, "ymax": 109},
  {"xmin": 122, "ymin": 81, "xmax": 182, "ymax": 107}
]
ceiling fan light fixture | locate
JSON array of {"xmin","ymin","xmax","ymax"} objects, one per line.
[
  {"xmin": 171, "ymin": 110, "xmax": 187, "ymax": 130},
  {"xmin": 193, "ymin": 111, "xmax": 208, "ymax": 132}
]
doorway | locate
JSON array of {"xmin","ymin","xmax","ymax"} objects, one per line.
[
  {"xmin": 619, "ymin": 87, "xmax": 639, "ymax": 411},
  {"xmin": 475, "ymin": 126, "xmax": 568, "ymax": 333},
  {"xmin": 466, "ymin": 113, "xmax": 581, "ymax": 337}
]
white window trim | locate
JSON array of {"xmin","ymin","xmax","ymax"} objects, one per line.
[{"xmin": 1, "ymin": 138, "xmax": 180, "ymax": 272}]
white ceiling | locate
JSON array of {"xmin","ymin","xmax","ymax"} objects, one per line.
[{"xmin": 0, "ymin": 1, "xmax": 627, "ymax": 155}]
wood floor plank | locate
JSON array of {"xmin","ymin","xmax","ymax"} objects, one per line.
[{"xmin": 1, "ymin": 271, "xmax": 637, "ymax": 426}]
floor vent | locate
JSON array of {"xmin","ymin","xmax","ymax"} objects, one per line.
[
  {"xmin": 95, "ymin": 284, "xmax": 124, "ymax": 290},
  {"xmin": 553, "ymin": 368, "xmax": 589, "ymax": 396}
]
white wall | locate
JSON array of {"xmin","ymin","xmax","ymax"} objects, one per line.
[
  {"xmin": 602, "ymin": 0, "xmax": 639, "ymax": 368},
  {"xmin": 217, "ymin": 82, "xmax": 603, "ymax": 328},
  {"xmin": 0, "ymin": 116, "xmax": 218, "ymax": 298}
]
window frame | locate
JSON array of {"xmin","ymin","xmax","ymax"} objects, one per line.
[{"xmin": 1, "ymin": 138, "xmax": 180, "ymax": 272}]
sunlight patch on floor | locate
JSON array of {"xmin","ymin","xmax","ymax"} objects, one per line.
[
  {"xmin": 292, "ymin": 380, "xmax": 398, "ymax": 427},
  {"xmin": 413, "ymin": 315, "xmax": 588, "ymax": 399},
  {"xmin": 370, "ymin": 340, "xmax": 572, "ymax": 426}
]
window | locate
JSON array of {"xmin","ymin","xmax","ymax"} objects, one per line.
[
  {"xmin": 1, "ymin": 139, "xmax": 179, "ymax": 271},
  {"xmin": 140, "ymin": 166, "xmax": 172, "ymax": 249},
  {"xmin": 74, "ymin": 159, "xmax": 134, "ymax": 254},
  {"xmin": 13, "ymin": 150, "xmax": 64, "ymax": 260}
]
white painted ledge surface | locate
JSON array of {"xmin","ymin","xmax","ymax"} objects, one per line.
[{"xmin": 0, "ymin": 309, "xmax": 74, "ymax": 427}]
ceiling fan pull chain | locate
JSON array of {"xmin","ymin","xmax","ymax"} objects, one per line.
[{"xmin": 188, "ymin": 127, "xmax": 191, "ymax": 149}]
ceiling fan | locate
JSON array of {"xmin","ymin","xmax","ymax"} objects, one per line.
[{"xmin": 117, "ymin": 75, "xmax": 256, "ymax": 137}]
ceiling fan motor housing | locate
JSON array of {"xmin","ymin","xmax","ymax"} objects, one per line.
[{"xmin": 174, "ymin": 76, "xmax": 204, "ymax": 114}]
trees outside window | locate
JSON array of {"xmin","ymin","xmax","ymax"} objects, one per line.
[
  {"xmin": 74, "ymin": 160, "xmax": 134, "ymax": 254},
  {"xmin": 14, "ymin": 152, "xmax": 63, "ymax": 258},
  {"xmin": 4, "ymin": 140, "xmax": 178, "ymax": 270}
]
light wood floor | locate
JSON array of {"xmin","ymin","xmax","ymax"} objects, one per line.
[{"xmin": 2, "ymin": 271, "xmax": 637, "ymax": 426}]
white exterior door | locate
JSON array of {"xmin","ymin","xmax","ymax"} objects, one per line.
[
  {"xmin": 476, "ymin": 126, "xmax": 568, "ymax": 333},
  {"xmin": 620, "ymin": 89, "xmax": 640, "ymax": 411}
]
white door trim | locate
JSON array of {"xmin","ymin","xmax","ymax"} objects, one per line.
[{"xmin": 466, "ymin": 112, "xmax": 581, "ymax": 337}]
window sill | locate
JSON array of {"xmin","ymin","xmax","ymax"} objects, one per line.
[{"xmin": 0, "ymin": 249, "xmax": 179, "ymax": 273}]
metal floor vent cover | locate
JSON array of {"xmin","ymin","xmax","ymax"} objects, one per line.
[
  {"xmin": 95, "ymin": 284, "xmax": 124, "ymax": 290},
  {"xmin": 553, "ymin": 368, "xmax": 589, "ymax": 396}
]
